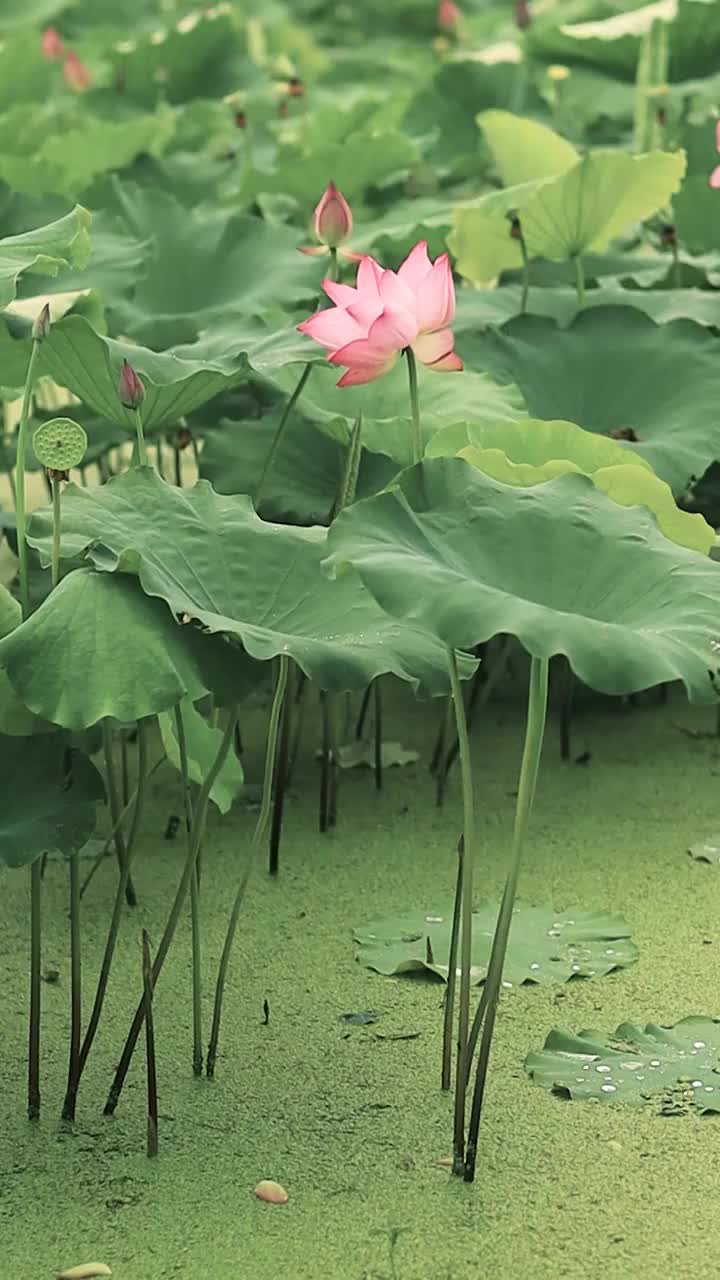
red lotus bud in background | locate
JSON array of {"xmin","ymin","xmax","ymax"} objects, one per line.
[
  {"xmin": 288, "ymin": 76, "xmax": 304, "ymax": 97},
  {"xmin": 515, "ymin": 0, "xmax": 531, "ymax": 30},
  {"xmin": 32, "ymin": 303, "xmax": 51, "ymax": 343},
  {"xmin": 234, "ymin": 110, "xmax": 247, "ymax": 129},
  {"xmin": 312, "ymin": 182, "xmax": 353, "ymax": 249},
  {"xmin": 437, "ymin": 0, "xmax": 462, "ymax": 32},
  {"xmin": 118, "ymin": 359, "xmax": 145, "ymax": 411},
  {"xmin": 41, "ymin": 27, "xmax": 65, "ymax": 59},
  {"xmin": 63, "ymin": 51, "xmax": 92, "ymax": 92}
]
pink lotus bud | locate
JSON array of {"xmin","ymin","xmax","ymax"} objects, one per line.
[
  {"xmin": 515, "ymin": 0, "xmax": 531, "ymax": 30},
  {"xmin": 313, "ymin": 182, "xmax": 353, "ymax": 249},
  {"xmin": 32, "ymin": 303, "xmax": 51, "ymax": 343},
  {"xmin": 63, "ymin": 51, "xmax": 92, "ymax": 92},
  {"xmin": 41, "ymin": 27, "xmax": 65, "ymax": 59},
  {"xmin": 118, "ymin": 359, "xmax": 145, "ymax": 411},
  {"xmin": 437, "ymin": 0, "xmax": 462, "ymax": 31}
]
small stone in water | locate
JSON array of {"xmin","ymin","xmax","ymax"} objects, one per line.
[
  {"xmin": 433, "ymin": 1156, "xmax": 454, "ymax": 1168},
  {"xmin": 255, "ymin": 1180, "xmax": 288, "ymax": 1205},
  {"xmin": 57, "ymin": 1266, "xmax": 112, "ymax": 1280}
]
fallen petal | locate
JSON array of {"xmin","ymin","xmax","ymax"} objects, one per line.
[
  {"xmin": 255, "ymin": 1179, "xmax": 289, "ymax": 1204},
  {"xmin": 57, "ymin": 1266, "xmax": 112, "ymax": 1280}
]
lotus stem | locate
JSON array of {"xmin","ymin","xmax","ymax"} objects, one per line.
[
  {"xmin": 464, "ymin": 655, "xmax": 549, "ymax": 1182},
  {"xmin": 441, "ymin": 834, "xmax": 464, "ymax": 1092},
  {"xmin": 574, "ymin": 255, "xmax": 585, "ymax": 309},
  {"xmin": 255, "ymin": 364, "xmax": 312, "ymax": 508},
  {"xmin": 103, "ymin": 711, "xmax": 239, "ymax": 1114},
  {"xmin": 173, "ymin": 704, "xmax": 202, "ymax": 1077},
  {"xmin": 133, "ymin": 407, "xmax": 148, "ymax": 468},
  {"xmin": 50, "ymin": 474, "xmax": 61, "ymax": 589},
  {"xmin": 142, "ymin": 930, "xmax": 159, "ymax": 1158},
  {"xmin": 405, "ymin": 347, "xmax": 422, "ymax": 465},
  {"xmin": 373, "ymin": 679, "xmax": 383, "ymax": 792},
  {"xmin": 61, "ymin": 852, "xmax": 82, "ymax": 1123},
  {"xmin": 28, "ymin": 858, "xmax": 41, "ymax": 1120},
  {"xmin": 447, "ymin": 646, "xmax": 476, "ymax": 1173},
  {"xmin": 206, "ymin": 660, "xmax": 288, "ymax": 1077},
  {"xmin": 101, "ymin": 721, "xmax": 137, "ymax": 907},
  {"xmin": 269, "ymin": 661, "xmax": 294, "ymax": 876},
  {"xmin": 14, "ymin": 337, "xmax": 42, "ymax": 619}
]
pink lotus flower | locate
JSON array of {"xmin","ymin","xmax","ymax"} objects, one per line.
[
  {"xmin": 298, "ymin": 242, "xmax": 463, "ymax": 387},
  {"xmin": 437, "ymin": 0, "xmax": 462, "ymax": 31},
  {"xmin": 41, "ymin": 26, "xmax": 65, "ymax": 59},
  {"xmin": 63, "ymin": 51, "xmax": 92, "ymax": 92},
  {"xmin": 710, "ymin": 121, "xmax": 720, "ymax": 189}
]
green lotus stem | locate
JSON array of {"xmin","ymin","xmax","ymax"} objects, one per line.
[
  {"xmin": 464, "ymin": 654, "xmax": 549, "ymax": 1182},
  {"xmin": 104, "ymin": 707, "xmax": 240, "ymax": 1115},
  {"xmin": 206, "ymin": 659, "xmax": 289, "ymax": 1077},
  {"xmin": 255, "ymin": 363, "xmax": 312, "ymax": 508},
  {"xmin": 373, "ymin": 678, "xmax": 383, "ymax": 792},
  {"xmin": 134, "ymin": 407, "xmax": 148, "ymax": 468},
  {"xmin": 80, "ymin": 755, "xmax": 164, "ymax": 900},
  {"xmin": 441, "ymin": 834, "xmax": 464, "ymax": 1092},
  {"xmin": 405, "ymin": 346, "xmax": 422, "ymax": 465},
  {"xmin": 519, "ymin": 228, "xmax": 530, "ymax": 316},
  {"xmin": 101, "ymin": 720, "xmax": 137, "ymax": 908},
  {"xmin": 173, "ymin": 703, "xmax": 203, "ymax": 1077},
  {"xmin": 328, "ymin": 246, "xmax": 339, "ymax": 283},
  {"xmin": 28, "ymin": 858, "xmax": 41, "ymax": 1121},
  {"xmin": 67, "ymin": 723, "xmax": 149, "ymax": 1115},
  {"xmin": 142, "ymin": 930, "xmax": 159, "ymax": 1158},
  {"xmin": 50, "ymin": 475, "xmax": 61, "ymax": 590},
  {"xmin": 154, "ymin": 440, "xmax": 165, "ymax": 479},
  {"xmin": 447, "ymin": 645, "xmax": 476, "ymax": 1174},
  {"xmin": 338, "ymin": 413, "xmax": 363, "ymax": 513},
  {"xmin": 61, "ymin": 852, "xmax": 82, "ymax": 1123},
  {"xmin": 574, "ymin": 256, "xmax": 585, "ymax": 309},
  {"xmin": 14, "ymin": 338, "xmax": 42, "ymax": 620}
]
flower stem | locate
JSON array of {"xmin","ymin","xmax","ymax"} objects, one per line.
[
  {"xmin": 61, "ymin": 851, "xmax": 81, "ymax": 1123},
  {"xmin": 255, "ymin": 363, "xmax": 312, "ymax": 508},
  {"xmin": 447, "ymin": 646, "xmax": 476, "ymax": 1174},
  {"xmin": 206, "ymin": 659, "xmax": 289, "ymax": 1077},
  {"xmin": 174, "ymin": 703, "xmax": 202, "ymax": 1077},
  {"xmin": 27, "ymin": 859, "xmax": 41, "ymax": 1120},
  {"xmin": 142, "ymin": 930, "xmax": 159, "ymax": 1158},
  {"xmin": 134, "ymin": 407, "xmax": 148, "ymax": 468},
  {"xmin": 101, "ymin": 720, "xmax": 137, "ymax": 907},
  {"xmin": 463, "ymin": 655, "xmax": 549, "ymax": 1182},
  {"xmin": 15, "ymin": 339, "xmax": 42, "ymax": 620},
  {"xmin": 50, "ymin": 474, "xmax": 61, "ymax": 590},
  {"xmin": 104, "ymin": 708, "xmax": 239, "ymax": 1115},
  {"xmin": 405, "ymin": 347, "xmax": 422, "ymax": 465},
  {"xmin": 574, "ymin": 255, "xmax": 585, "ymax": 309},
  {"xmin": 441, "ymin": 833, "xmax": 464, "ymax": 1091}
]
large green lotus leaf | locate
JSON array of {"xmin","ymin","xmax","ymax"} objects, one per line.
[
  {"xmin": 158, "ymin": 698, "xmax": 244, "ymax": 817},
  {"xmin": 272, "ymin": 358, "xmax": 526, "ymax": 466},
  {"xmin": 674, "ymin": 175, "xmax": 720, "ymax": 256},
  {"xmin": 0, "ymin": 734, "xmax": 104, "ymax": 868},
  {"xmin": 426, "ymin": 419, "xmax": 714, "ymax": 554},
  {"xmin": 200, "ymin": 414, "xmax": 396, "ymax": 526},
  {"xmin": 526, "ymin": 1017, "xmax": 720, "ymax": 1113},
  {"xmin": 453, "ymin": 283, "xmax": 720, "ymax": 330},
  {"xmin": 460, "ymin": 308, "xmax": 720, "ymax": 494},
  {"xmin": 110, "ymin": 6, "xmax": 237, "ymax": 106},
  {"xmin": 39, "ymin": 314, "xmax": 321, "ymax": 433},
  {"xmin": 477, "ymin": 110, "xmax": 579, "ymax": 185},
  {"xmin": 0, "ymin": 582, "xmax": 50, "ymax": 736},
  {"xmin": 15, "ymin": 210, "xmax": 150, "ymax": 307},
  {"xmin": 0, "ymin": 0, "xmax": 67, "ymax": 28},
  {"xmin": 0, "ymin": 207, "xmax": 90, "ymax": 308},
  {"xmin": 325, "ymin": 458, "xmax": 720, "ymax": 701},
  {"xmin": 519, "ymin": 149, "xmax": 686, "ymax": 261},
  {"xmin": 354, "ymin": 905, "xmax": 638, "ymax": 986},
  {"xmin": 26, "ymin": 468, "xmax": 476, "ymax": 697},
  {"xmin": 0, "ymin": 104, "xmax": 176, "ymax": 199},
  {"xmin": 525, "ymin": 2, "xmax": 672, "ymax": 78},
  {"xmin": 108, "ymin": 191, "xmax": 320, "ymax": 344},
  {"xmin": 0, "ymin": 569, "xmax": 247, "ymax": 730}
]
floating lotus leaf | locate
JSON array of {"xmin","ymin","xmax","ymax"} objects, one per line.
[
  {"xmin": 0, "ymin": 734, "xmax": 104, "ymax": 868},
  {"xmin": 354, "ymin": 905, "xmax": 637, "ymax": 986},
  {"xmin": 0, "ymin": 569, "xmax": 247, "ymax": 730},
  {"xmin": 326, "ymin": 458, "xmax": 720, "ymax": 701},
  {"xmin": 27, "ymin": 468, "xmax": 477, "ymax": 696},
  {"xmin": 158, "ymin": 698, "xmax": 244, "ymax": 816},
  {"xmin": 460, "ymin": 308, "xmax": 720, "ymax": 494},
  {"xmin": 426, "ymin": 419, "xmax": 714, "ymax": 553},
  {"xmin": 40, "ymin": 314, "xmax": 322, "ymax": 433},
  {"xmin": 526, "ymin": 1017, "xmax": 720, "ymax": 1113}
]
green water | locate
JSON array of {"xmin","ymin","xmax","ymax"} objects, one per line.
[{"xmin": 2, "ymin": 688, "xmax": 719, "ymax": 1280}]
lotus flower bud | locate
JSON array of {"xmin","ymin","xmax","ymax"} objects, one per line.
[
  {"xmin": 313, "ymin": 182, "xmax": 353, "ymax": 249},
  {"xmin": 118, "ymin": 359, "xmax": 145, "ymax": 411},
  {"xmin": 41, "ymin": 27, "xmax": 65, "ymax": 59},
  {"xmin": 32, "ymin": 303, "xmax": 51, "ymax": 343},
  {"xmin": 515, "ymin": 0, "xmax": 531, "ymax": 30},
  {"xmin": 63, "ymin": 51, "xmax": 92, "ymax": 92},
  {"xmin": 437, "ymin": 0, "xmax": 462, "ymax": 31}
]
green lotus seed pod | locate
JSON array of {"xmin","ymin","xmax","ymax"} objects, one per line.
[{"xmin": 32, "ymin": 418, "xmax": 87, "ymax": 471}]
